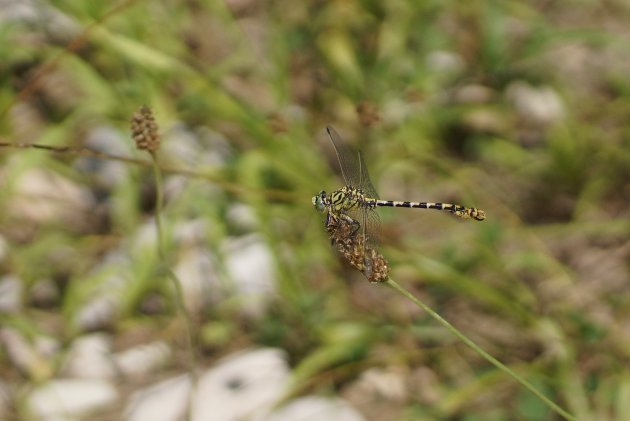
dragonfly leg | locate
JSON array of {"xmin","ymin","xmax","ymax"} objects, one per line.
[{"xmin": 340, "ymin": 214, "xmax": 361, "ymax": 238}]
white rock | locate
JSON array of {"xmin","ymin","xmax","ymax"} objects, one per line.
[
  {"xmin": 113, "ymin": 341, "xmax": 171, "ymax": 380},
  {"xmin": 72, "ymin": 263, "xmax": 127, "ymax": 331},
  {"xmin": 226, "ymin": 203, "xmax": 259, "ymax": 232},
  {"xmin": 74, "ymin": 294, "xmax": 118, "ymax": 331},
  {"xmin": 34, "ymin": 334, "xmax": 61, "ymax": 359},
  {"xmin": 355, "ymin": 368, "xmax": 407, "ymax": 401},
  {"xmin": 0, "ymin": 0, "xmax": 40, "ymax": 22},
  {"xmin": 162, "ymin": 124, "xmax": 204, "ymax": 166},
  {"xmin": 506, "ymin": 81, "xmax": 565, "ymax": 126},
  {"xmin": 125, "ymin": 348, "xmax": 289, "ymax": 421},
  {"xmin": 0, "ymin": 0, "xmax": 79, "ymax": 42},
  {"xmin": 425, "ymin": 50, "xmax": 464, "ymax": 74},
  {"xmin": 132, "ymin": 220, "xmax": 159, "ymax": 251},
  {"xmin": 0, "ymin": 327, "xmax": 52, "ymax": 379},
  {"xmin": 163, "ymin": 124, "xmax": 233, "ymax": 168},
  {"xmin": 173, "ymin": 219, "xmax": 208, "ymax": 245},
  {"xmin": 258, "ymin": 396, "xmax": 365, "ymax": 421},
  {"xmin": 173, "ymin": 246, "xmax": 217, "ymax": 314},
  {"xmin": 126, "ymin": 375, "xmax": 192, "ymax": 421},
  {"xmin": 76, "ymin": 125, "xmax": 131, "ymax": 188},
  {"xmin": 0, "ymin": 275, "xmax": 22, "ymax": 313},
  {"xmin": 61, "ymin": 334, "xmax": 116, "ymax": 379},
  {"xmin": 7, "ymin": 168, "xmax": 95, "ymax": 228},
  {"xmin": 28, "ymin": 379, "xmax": 118, "ymax": 419},
  {"xmin": 164, "ymin": 175, "xmax": 191, "ymax": 203},
  {"xmin": 192, "ymin": 348, "xmax": 289, "ymax": 421},
  {"xmin": 223, "ymin": 235, "xmax": 276, "ymax": 317}
]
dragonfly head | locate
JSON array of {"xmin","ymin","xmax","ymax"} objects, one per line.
[{"xmin": 312, "ymin": 191, "xmax": 327, "ymax": 212}]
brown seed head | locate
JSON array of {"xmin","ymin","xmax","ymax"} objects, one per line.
[
  {"xmin": 131, "ymin": 105, "xmax": 160, "ymax": 152},
  {"xmin": 326, "ymin": 216, "xmax": 389, "ymax": 283}
]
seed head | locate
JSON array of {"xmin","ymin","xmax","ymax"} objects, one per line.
[
  {"xmin": 326, "ymin": 216, "xmax": 389, "ymax": 283},
  {"xmin": 131, "ymin": 105, "xmax": 160, "ymax": 152}
]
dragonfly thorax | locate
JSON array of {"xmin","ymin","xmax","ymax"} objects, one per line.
[
  {"xmin": 313, "ymin": 186, "xmax": 375, "ymax": 215},
  {"xmin": 327, "ymin": 186, "xmax": 376, "ymax": 213}
]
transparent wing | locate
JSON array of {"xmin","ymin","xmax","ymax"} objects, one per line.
[
  {"xmin": 357, "ymin": 150, "xmax": 379, "ymax": 200},
  {"xmin": 345, "ymin": 206, "xmax": 381, "ymax": 251},
  {"xmin": 326, "ymin": 126, "xmax": 379, "ymax": 199},
  {"xmin": 361, "ymin": 207, "xmax": 382, "ymax": 250},
  {"xmin": 357, "ymin": 207, "xmax": 383, "ymax": 281}
]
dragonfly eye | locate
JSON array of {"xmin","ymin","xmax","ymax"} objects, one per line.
[{"xmin": 312, "ymin": 191, "xmax": 327, "ymax": 211}]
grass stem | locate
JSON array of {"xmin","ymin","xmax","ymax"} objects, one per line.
[{"xmin": 384, "ymin": 278, "xmax": 575, "ymax": 421}]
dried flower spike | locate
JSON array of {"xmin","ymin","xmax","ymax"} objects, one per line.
[
  {"xmin": 131, "ymin": 105, "xmax": 160, "ymax": 152},
  {"xmin": 326, "ymin": 216, "xmax": 389, "ymax": 283}
]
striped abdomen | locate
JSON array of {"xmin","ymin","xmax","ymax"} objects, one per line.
[{"xmin": 369, "ymin": 199, "xmax": 486, "ymax": 221}]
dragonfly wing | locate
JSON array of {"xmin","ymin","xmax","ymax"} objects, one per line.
[
  {"xmin": 326, "ymin": 126, "xmax": 362, "ymax": 188},
  {"xmin": 326, "ymin": 126, "xmax": 380, "ymax": 198},
  {"xmin": 357, "ymin": 150, "xmax": 379, "ymax": 199},
  {"xmin": 358, "ymin": 206, "xmax": 384, "ymax": 282},
  {"xmin": 344, "ymin": 207, "xmax": 382, "ymax": 253},
  {"xmin": 362, "ymin": 206, "xmax": 381, "ymax": 249}
]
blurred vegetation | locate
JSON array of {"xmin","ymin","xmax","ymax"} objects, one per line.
[{"xmin": 1, "ymin": 0, "xmax": 630, "ymax": 420}]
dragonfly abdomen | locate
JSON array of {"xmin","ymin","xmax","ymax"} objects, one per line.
[
  {"xmin": 375, "ymin": 200, "xmax": 450, "ymax": 209},
  {"xmin": 373, "ymin": 199, "xmax": 486, "ymax": 221}
]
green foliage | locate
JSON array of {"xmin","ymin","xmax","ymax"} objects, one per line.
[{"xmin": 1, "ymin": 0, "xmax": 629, "ymax": 419}]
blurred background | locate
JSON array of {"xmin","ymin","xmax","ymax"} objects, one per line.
[{"xmin": 1, "ymin": 0, "xmax": 629, "ymax": 420}]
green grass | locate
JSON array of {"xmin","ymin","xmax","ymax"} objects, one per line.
[{"xmin": 2, "ymin": 0, "xmax": 630, "ymax": 419}]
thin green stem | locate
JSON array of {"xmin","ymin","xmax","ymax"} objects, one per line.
[
  {"xmin": 384, "ymin": 278, "xmax": 575, "ymax": 421},
  {"xmin": 150, "ymin": 151, "xmax": 165, "ymax": 260},
  {"xmin": 149, "ymin": 151, "xmax": 197, "ymax": 420}
]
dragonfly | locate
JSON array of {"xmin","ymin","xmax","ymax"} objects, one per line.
[{"xmin": 312, "ymin": 126, "xmax": 486, "ymax": 282}]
